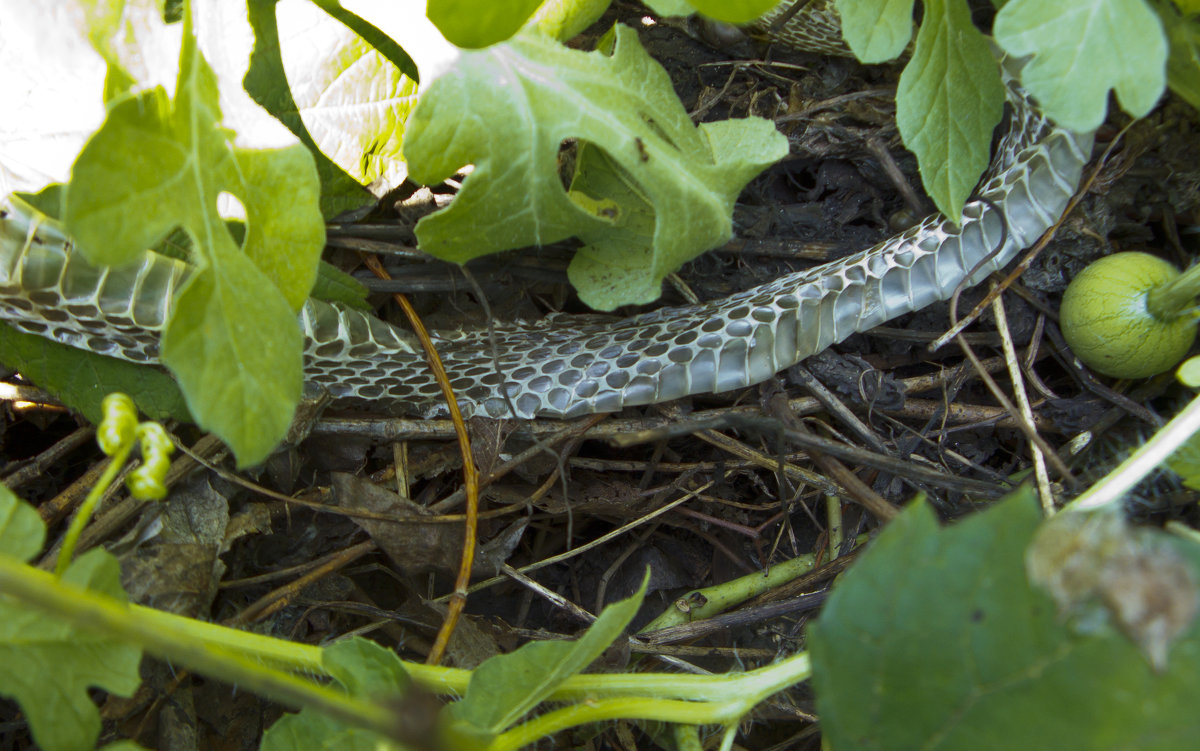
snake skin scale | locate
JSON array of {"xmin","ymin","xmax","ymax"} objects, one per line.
[{"xmin": 0, "ymin": 22, "xmax": 1094, "ymax": 421}]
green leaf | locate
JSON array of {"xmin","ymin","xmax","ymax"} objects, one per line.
[
  {"xmin": 1154, "ymin": 0, "xmax": 1200, "ymax": 112},
  {"xmin": 261, "ymin": 637, "xmax": 411, "ymax": 751},
  {"xmin": 809, "ymin": 490, "xmax": 1200, "ymax": 751},
  {"xmin": 836, "ymin": 0, "xmax": 915, "ymax": 63},
  {"xmin": 322, "ymin": 638, "xmax": 412, "ymax": 699},
  {"xmin": 160, "ymin": 250, "xmax": 302, "ymax": 467},
  {"xmin": 641, "ymin": 0, "xmax": 695, "ymax": 16},
  {"xmin": 262, "ymin": 714, "xmax": 403, "ymax": 751},
  {"xmin": 428, "ymin": 0, "xmax": 544, "ymax": 48},
  {"xmin": 0, "ymin": 537, "xmax": 142, "ymax": 751},
  {"xmin": 0, "ymin": 323, "xmax": 191, "ymax": 424},
  {"xmin": 61, "ymin": 7, "xmax": 324, "ymax": 467},
  {"xmin": 440, "ymin": 574, "xmax": 648, "ymax": 747},
  {"xmin": 1179, "ymin": 354, "xmax": 1200, "ymax": 387},
  {"xmin": 312, "ymin": 261, "xmax": 372, "ymax": 310},
  {"xmin": 257, "ymin": 0, "xmax": 421, "ymax": 205},
  {"xmin": 1168, "ymin": 431, "xmax": 1200, "ymax": 489},
  {"xmin": 994, "ymin": 0, "xmax": 1168, "ymax": 132},
  {"xmin": 0, "ymin": 485, "xmax": 44, "ymax": 565},
  {"xmin": 685, "ymin": 0, "xmax": 783, "ymax": 24},
  {"xmin": 528, "ymin": 0, "xmax": 613, "ymax": 41},
  {"xmin": 896, "ymin": 0, "xmax": 1004, "ymax": 219},
  {"xmin": 242, "ymin": 0, "xmax": 373, "ymax": 217},
  {"xmin": 404, "ymin": 24, "xmax": 787, "ymax": 309}
]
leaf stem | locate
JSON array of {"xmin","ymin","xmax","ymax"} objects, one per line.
[
  {"xmin": 1065, "ymin": 390, "xmax": 1200, "ymax": 512},
  {"xmin": 55, "ymin": 440, "xmax": 133, "ymax": 576},
  {"xmin": 1147, "ymin": 262, "xmax": 1200, "ymax": 321}
]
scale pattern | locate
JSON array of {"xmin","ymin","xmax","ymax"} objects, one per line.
[{"xmin": 0, "ymin": 19, "xmax": 1094, "ymax": 421}]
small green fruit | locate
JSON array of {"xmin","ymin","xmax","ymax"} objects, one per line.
[{"xmin": 1060, "ymin": 252, "xmax": 1197, "ymax": 379}]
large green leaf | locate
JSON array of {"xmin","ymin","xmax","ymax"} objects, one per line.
[
  {"xmin": 810, "ymin": 490, "xmax": 1200, "ymax": 750},
  {"xmin": 403, "ymin": 24, "xmax": 787, "ymax": 309},
  {"xmin": 262, "ymin": 0, "xmax": 421, "ymax": 202},
  {"xmin": 837, "ymin": 0, "xmax": 915, "ymax": 63},
  {"xmin": 60, "ymin": 6, "xmax": 324, "ymax": 467},
  {"xmin": 896, "ymin": 0, "xmax": 1004, "ymax": 220},
  {"xmin": 994, "ymin": 0, "xmax": 1168, "ymax": 132},
  {"xmin": 428, "ymin": 0, "xmax": 545, "ymax": 47},
  {"xmin": 243, "ymin": 0, "xmax": 374, "ymax": 217},
  {"xmin": 686, "ymin": 0, "xmax": 783, "ymax": 24},
  {"xmin": 0, "ymin": 323, "xmax": 190, "ymax": 424},
  {"xmin": 0, "ymin": 489, "xmax": 142, "ymax": 751}
]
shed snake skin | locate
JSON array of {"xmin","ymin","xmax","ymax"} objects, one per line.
[{"xmin": 0, "ymin": 9, "xmax": 1094, "ymax": 421}]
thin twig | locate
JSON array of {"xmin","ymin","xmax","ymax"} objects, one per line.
[{"xmin": 357, "ymin": 252, "xmax": 479, "ymax": 666}]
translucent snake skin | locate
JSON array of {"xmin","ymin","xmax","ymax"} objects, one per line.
[{"xmin": 0, "ymin": 17, "xmax": 1093, "ymax": 421}]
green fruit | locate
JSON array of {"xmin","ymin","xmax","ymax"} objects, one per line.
[{"xmin": 1060, "ymin": 252, "xmax": 1197, "ymax": 379}]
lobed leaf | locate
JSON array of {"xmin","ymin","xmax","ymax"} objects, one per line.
[
  {"xmin": 61, "ymin": 6, "xmax": 323, "ymax": 467},
  {"xmin": 896, "ymin": 0, "xmax": 1004, "ymax": 220},
  {"xmin": 322, "ymin": 638, "xmax": 412, "ymax": 699},
  {"xmin": 810, "ymin": 490, "xmax": 1200, "ymax": 751},
  {"xmin": 0, "ymin": 490, "xmax": 142, "ymax": 751},
  {"xmin": 0, "ymin": 0, "xmax": 180, "ymax": 195},
  {"xmin": 640, "ymin": 0, "xmax": 695, "ymax": 16},
  {"xmin": 994, "ymin": 0, "xmax": 1168, "ymax": 132},
  {"xmin": 403, "ymin": 24, "xmax": 787, "ymax": 309}
]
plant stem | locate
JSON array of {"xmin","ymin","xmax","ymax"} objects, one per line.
[
  {"xmin": 491, "ymin": 653, "xmax": 812, "ymax": 751},
  {"xmin": 55, "ymin": 440, "xmax": 133, "ymax": 576},
  {"xmin": 1066, "ymin": 390, "xmax": 1200, "ymax": 512},
  {"xmin": 489, "ymin": 697, "xmax": 735, "ymax": 751},
  {"xmin": 1147, "ymin": 262, "xmax": 1200, "ymax": 321},
  {"xmin": 639, "ymin": 552, "xmax": 820, "ymax": 633},
  {"xmin": 551, "ymin": 651, "xmax": 812, "ymax": 706},
  {"xmin": 1, "ymin": 554, "xmax": 814, "ymax": 742},
  {"xmin": 0, "ymin": 556, "xmax": 402, "ymax": 739}
]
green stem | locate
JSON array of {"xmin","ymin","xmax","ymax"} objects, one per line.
[
  {"xmin": 1, "ymin": 554, "xmax": 813, "ymax": 743},
  {"xmin": 56, "ymin": 441, "xmax": 133, "ymax": 576},
  {"xmin": 639, "ymin": 552, "xmax": 819, "ymax": 633},
  {"xmin": 1066, "ymin": 390, "xmax": 1200, "ymax": 512},
  {"xmin": 489, "ymin": 697, "xmax": 737, "ymax": 751},
  {"xmin": 0, "ymin": 556, "xmax": 402, "ymax": 739},
  {"xmin": 1147, "ymin": 262, "xmax": 1200, "ymax": 321},
  {"xmin": 491, "ymin": 653, "xmax": 813, "ymax": 751},
  {"xmin": 552, "ymin": 652, "xmax": 812, "ymax": 703}
]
